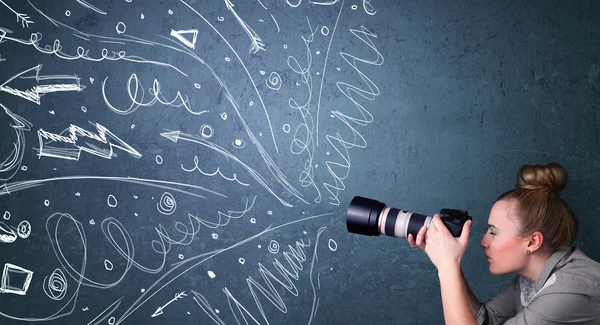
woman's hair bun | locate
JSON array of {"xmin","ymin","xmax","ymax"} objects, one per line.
[{"xmin": 516, "ymin": 162, "xmax": 568, "ymax": 193}]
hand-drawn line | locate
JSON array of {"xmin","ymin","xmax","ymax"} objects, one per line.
[
  {"xmin": 316, "ymin": 0, "xmax": 344, "ymax": 146},
  {"xmin": 191, "ymin": 291, "xmax": 226, "ymax": 325},
  {"xmin": 98, "ymin": 40, "xmax": 125, "ymax": 45},
  {"xmin": 307, "ymin": 227, "xmax": 327, "ymax": 325},
  {"xmin": 151, "ymin": 291, "xmax": 187, "ymax": 317},
  {"xmin": 286, "ymin": 0, "xmax": 301, "ymax": 7},
  {"xmin": 181, "ymin": 0, "xmax": 280, "ymax": 153},
  {"xmin": 161, "ymin": 130, "xmax": 304, "ymax": 207},
  {"xmin": 0, "ymin": 221, "xmax": 17, "ymax": 243},
  {"xmin": 17, "ymin": 30, "xmax": 182, "ymax": 74},
  {"xmin": 16, "ymin": 3, "xmax": 189, "ymax": 76},
  {"xmin": 0, "ymin": 104, "xmax": 31, "ymax": 182},
  {"xmin": 157, "ymin": 192, "xmax": 177, "ymax": 215},
  {"xmin": 221, "ymin": 227, "xmax": 329, "ymax": 325},
  {"xmin": 256, "ymin": 0, "xmax": 268, "ymax": 9},
  {"xmin": 0, "ymin": 176, "xmax": 227, "ymax": 200},
  {"xmin": 76, "ymin": 0, "xmax": 107, "ymax": 15},
  {"xmin": 102, "ymin": 73, "xmax": 207, "ymax": 115},
  {"xmin": 224, "ymin": 0, "xmax": 265, "ymax": 54},
  {"xmin": 311, "ymin": 0, "xmax": 341, "ymax": 5},
  {"xmin": 87, "ymin": 297, "xmax": 124, "ymax": 325},
  {"xmin": 325, "ymin": 26, "xmax": 383, "ymax": 205},
  {"xmin": 363, "ymin": 0, "xmax": 377, "ymax": 15},
  {"xmin": 0, "ymin": 0, "xmax": 34, "ymax": 27},
  {"xmin": 73, "ymin": 33, "xmax": 90, "ymax": 41},
  {"xmin": 270, "ymin": 14, "xmax": 280, "ymax": 33},
  {"xmin": 170, "ymin": 29, "xmax": 198, "ymax": 49},
  {"xmin": 0, "ymin": 54, "xmax": 5, "ymax": 62},
  {"xmin": 113, "ymin": 212, "xmax": 333, "ymax": 325},
  {"xmin": 0, "ymin": 64, "xmax": 84, "ymax": 105},
  {"xmin": 285, "ymin": 0, "xmax": 341, "ymax": 6},
  {"xmin": 287, "ymin": 17, "xmax": 323, "ymax": 203},
  {"xmin": 43, "ymin": 268, "xmax": 68, "ymax": 300},
  {"xmin": 36, "ymin": 122, "xmax": 142, "ymax": 161},
  {"xmin": 181, "ymin": 155, "xmax": 250, "ymax": 187},
  {"xmin": 165, "ymin": 196, "xmax": 257, "ymax": 254}
]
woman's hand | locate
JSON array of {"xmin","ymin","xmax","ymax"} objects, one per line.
[{"xmin": 407, "ymin": 214, "xmax": 472, "ymax": 270}]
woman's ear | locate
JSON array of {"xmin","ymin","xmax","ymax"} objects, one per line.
[{"xmin": 526, "ymin": 231, "xmax": 544, "ymax": 253}]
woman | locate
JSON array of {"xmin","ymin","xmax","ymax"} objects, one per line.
[{"xmin": 408, "ymin": 162, "xmax": 600, "ymax": 324}]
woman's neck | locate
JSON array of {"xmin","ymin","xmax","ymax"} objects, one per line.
[{"xmin": 518, "ymin": 250, "xmax": 554, "ymax": 282}]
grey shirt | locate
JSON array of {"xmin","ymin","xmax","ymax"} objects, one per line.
[{"xmin": 476, "ymin": 246, "xmax": 600, "ymax": 325}]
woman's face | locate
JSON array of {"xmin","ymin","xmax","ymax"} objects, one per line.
[{"xmin": 479, "ymin": 199, "xmax": 529, "ymax": 275}]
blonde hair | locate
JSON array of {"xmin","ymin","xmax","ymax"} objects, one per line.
[{"xmin": 497, "ymin": 162, "xmax": 578, "ymax": 251}]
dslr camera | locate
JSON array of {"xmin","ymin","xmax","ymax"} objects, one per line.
[{"xmin": 346, "ymin": 196, "xmax": 472, "ymax": 239}]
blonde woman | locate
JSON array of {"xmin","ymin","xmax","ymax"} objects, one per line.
[{"xmin": 408, "ymin": 162, "xmax": 600, "ymax": 324}]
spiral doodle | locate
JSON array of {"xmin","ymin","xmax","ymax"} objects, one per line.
[
  {"xmin": 43, "ymin": 268, "xmax": 68, "ymax": 301},
  {"xmin": 157, "ymin": 192, "xmax": 177, "ymax": 215},
  {"xmin": 268, "ymin": 240, "xmax": 280, "ymax": 254},
  {"xmin": 266, "ymin": 72, "xmax": 282, "ymax": 90}
]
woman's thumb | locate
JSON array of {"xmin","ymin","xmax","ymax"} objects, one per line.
[{"xmin": 460, "ymin": 220, "xmax": 471, "ymax": 243}]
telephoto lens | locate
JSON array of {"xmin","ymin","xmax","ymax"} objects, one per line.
[{"xmin": 346, "ymin": 196, "xmax": 472, "ymax": 239}]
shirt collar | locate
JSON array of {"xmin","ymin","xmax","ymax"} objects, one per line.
[{"xmin": 534, "ymin": 246, "xmax": 577, "ymax": 292}]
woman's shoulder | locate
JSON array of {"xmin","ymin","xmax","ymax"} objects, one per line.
[{"xmin": 553, "ymin": 247, "xmax": 600, "ymax": 295}]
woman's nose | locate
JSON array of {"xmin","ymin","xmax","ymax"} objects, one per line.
[{"xmin": 480, "ymin": 234, "xmax": 488, "ymax": 248}]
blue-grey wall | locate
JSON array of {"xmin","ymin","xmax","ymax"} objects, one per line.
[{"xmin": 1, "ymin": 1, "xmax": 598, "ymax": 324}]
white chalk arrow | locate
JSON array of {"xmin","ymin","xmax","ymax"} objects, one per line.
[
  {"xmin": 0, "ymin": 64, "xmax": 84, "ymax": 105},
  {"xmin": 151, "ymin": 291, "xmax": 187, "ymax": 318}
]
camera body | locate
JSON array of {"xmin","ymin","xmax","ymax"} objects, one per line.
[{"xmin": 346, "ymin": 196, "xmax": 472, "ymax": 239}]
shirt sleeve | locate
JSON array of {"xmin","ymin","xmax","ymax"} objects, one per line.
[
  {"xmin": 503, "ymin": 292, "xmax": 597, "ymax": 325},
  {"xmin": 476, "ymin": 276, "xmax": 519, "ymax": 325}
]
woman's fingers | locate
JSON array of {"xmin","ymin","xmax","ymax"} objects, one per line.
[
  {"xmin": 408, "ymin": 234, "xmax": 416, "ymax": 247},
  {"xmin": 415, "ymin": 225, "xmax": 427, "ymax": 247}
]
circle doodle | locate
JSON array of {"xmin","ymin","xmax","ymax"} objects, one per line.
[
  {"xmin": 157, "ymin": 192, "xmax": 177, "ymax": 215},
  {"xmin": 104, "ymin": 259, "xmax": 114, "ymax": 271},
  {"xmin": 16, "ymin": 220, "xmax": 31, "ymax": 239},
  {"xmin": 232, "ymin": 139, "xmax": 245, "ymax": 149},
  {"xmin": 328, "ymin": 239, "xmax": 338, "ymax": 251},
  {"xmin": 107, "ymin": 195, "xmax": 118, "ymax": 207},
  {"xmin": 116, "ymin": 22, "xmax": 126, "ymax": 34},
  {"xmin": 200, "ymin": 124, "xmax": 214, "ymax": 139}
]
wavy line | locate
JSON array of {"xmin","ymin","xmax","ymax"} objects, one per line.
[{"xmin": 324, "ymin": 26, "xmax": 384, "ymax": 205}]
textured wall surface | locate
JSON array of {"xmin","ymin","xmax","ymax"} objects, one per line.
[{"xmin": 0, "ymin": 1, "xmax": 599, "ymax": 324}]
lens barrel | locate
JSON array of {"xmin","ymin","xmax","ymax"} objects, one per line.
[
  {"xmin": 346, "ymin": 196, "xmax": 431, "ymax": 238},
  {"xmin": 346, "ymin": 196, "xmax": 385, "ymax": 236}
]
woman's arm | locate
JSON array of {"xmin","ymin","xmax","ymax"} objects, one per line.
[
  {"xmin": 460, "ymin": 267, "xmax": 483, "ymax": 317},
  {"xmin": 438, "ymin": 264, "xmax": 479, "ymax": 325}
]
